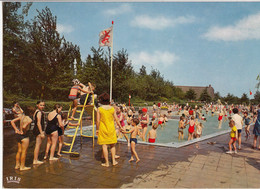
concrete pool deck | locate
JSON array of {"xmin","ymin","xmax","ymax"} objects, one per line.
[{"xmin": 3, "ymin": 125, "xmax": 260, "ymax": 188}]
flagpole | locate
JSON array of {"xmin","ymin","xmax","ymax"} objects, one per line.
[{"xmin": 110, "ymin": 21, "xmax": 114, "ymax": 103}]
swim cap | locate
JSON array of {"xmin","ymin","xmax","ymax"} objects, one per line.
[
  {"xmin": 142, "ymin": 108, "xmax": 147, "ymax": 112},
  {"xmin": 72, "ymin": 79, "xmax": 80, "ymax": 85}
]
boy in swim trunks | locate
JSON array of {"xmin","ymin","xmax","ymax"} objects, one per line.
[
  {"xmin": 147, "ymin": 124, "xmax": 158, "ymax": 143},
  {"xmin": 178, "ymin": 116, "xmax": 186, "ymax": 140},
  {"xmin": 158, "ymin": 114, "xmax": 164, "ymax": 128},
  {"xmin": 121, "ymin": 118, "xmax": 140, "ymax": 163}
]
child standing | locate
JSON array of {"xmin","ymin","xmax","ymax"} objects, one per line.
[
  {"xmin": 11, "ymin": 103, "xmax": 32, "ymax": 171},
  {"xmin": 121, "ymin": 118, "xmax": 140, "ymax": 163},
  {"xmin": 232, "ymin": 108, "xmax": 243, "ymax": 150},
  {"xmin": 147, "ymin": 124, "xmax": 158, "ymax": 143},
  {"xmin": 140, "ymin": 108, "xmax": 149, "ymax": 141},
  {"xmin": 56, "ymin": 113, "xmax": 79, "ymax": 157},
  {"xmin": 33, "ymin": 100, "xmax": 46, "ymax": 165},
  {"xmin": 44, "ymin": 104, "xmax": 64, "ymax": 161},
  {"xmin": 218, "ymin": 111, "xmax": 224, "ymax": 129},
  {"xmin": 68, "ymin": 79, "xmax": 88, "ymax": 120},
  {"xmin": 178, "ymin": 116, "xmax": 186, "ymax": 140},
  {"xmin": 226, "ymin": 120, "xmax": 238, "ymax": 154},
  {"xmin": 252, "ymin": 105, "xmax": 260, "ymax": 149},
  {"xmin": 187, "ymin": 116, "xmax": 195, "ymax": 141},
  {"xmin": 243, "ymin": 112, "xmax": 252, "ymax": 140},
  {"xmin": 196, "ymin": 122, "xmax": 204, "ymax": 138}
]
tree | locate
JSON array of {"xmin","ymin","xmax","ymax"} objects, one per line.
[
  {"xmin": 256, "ymin": 74, "xmax": 260, "ymax": 89},
  {"xmin": 240, "ymin": 93, "xmax": 249, "ymax": 105},
  {"xmin": 253, "ymin": 91, "xmax": 260, "ymax": 104},
  {"xmin": 3, "ymin": 2, "xmax": 32, "ymax": 97},
  {"xmin": 214, "ymin": 91, "xmax": 221, "ymax": 102},
  {"xmin": 223, "ymin": 93, "xmax": 240, "ymax": 105},
  {"xmin": 200, "ymin": 88, "xmax": 212, "ymax": 102},
  {"xmin": 139, "ymin": 65, "xmax": 147, "ymax": 76},
  {"xmin": 27, "ymin": 7, "xmax": 81, "ymax": 100},
  {"xmin": 185, "ymin": 89, "xmax": 197, "ymax": 100}
]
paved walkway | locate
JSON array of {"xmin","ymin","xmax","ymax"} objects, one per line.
[{"xmin": 3, "ymin": 126, "xmax": 260, "ymax": 188}]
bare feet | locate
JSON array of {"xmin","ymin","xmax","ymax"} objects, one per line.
[
  {"xmin": 115, "ymin": 155, "xmax": 120, "ymax": 159},
  {"xmin": 101, "ymin": 163, "xmax": 109, "ymax": 167},
  {"xmin": 129, "ymin": 158, "xmax": 134, "ymax": 162},
  {"xmin": 15, "ymin": 165, "xmax": 20, "ymax": 170},
  {"xmin": 136, "ymin": 159, "xmax": 140, "ymax": 163},
  {"xmin": 57, "ymin": 154, "xmax": 62, "ymax": 157},
  {"xmin": 33, "ymin": 160, "xmax": 44, "ymax": 165},
  {"xmin": 70, "ymin": 117, "xmax": 75, "ymax": 120},
  {"xmin": 20, "ymin": 167, "xmax": 31, "ymax": 171},
  {"xmin": 112, "ymin": 161, "xmax": 118, "ymax": 166},
  {"xmin": 49, "ymin": 157, "xmax": 59, "ymax": 161},
  {"xmin": 44, "ymin": 155, "xmax": 48, "ymax": 160}
]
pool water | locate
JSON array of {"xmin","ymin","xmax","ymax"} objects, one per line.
[
  {"xmin": 149, "ymin": 114, "xmax": 230, "ymax": 144},
  {"xmin": 65, "ymin": 112, "xmax": 231, "ymax": 148}
]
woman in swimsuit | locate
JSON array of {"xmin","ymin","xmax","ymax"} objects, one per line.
[
  {"xmin": 44, "ymin": 104, "xmax": 64, "ymax": 161},
  {"xmin": 33, "ymin": 100, "xmax": 46, "ymax": 165}
]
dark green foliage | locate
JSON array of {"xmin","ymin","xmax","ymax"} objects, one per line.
[
  {"xmin": 5, "ymin": 3, "xmax": 252, "ymax": 106},
  {"xmin": 185, "ymin": 88, "xmax": 197, "ymax": 100},
  {"xmin": 200, "ymin": 88, "xmax": 212, "ymax": 103},
  {"xmin": 240, "ymin": 93, "xmax": 249, "ymax": 105}
]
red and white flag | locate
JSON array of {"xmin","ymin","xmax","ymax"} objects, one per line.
[{"xmin": 99, "ymin": 26, "xmax": 113, "ymax": 47}]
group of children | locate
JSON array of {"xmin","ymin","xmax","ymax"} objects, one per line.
[
  {"xmin": 10, "ymin": 80, "xmax": 260, "ymax": 168},
  {"xmin": 178, "ymin": 115, "xmax": 204, "ymax": 141},
  {"xmin": 11, "ymin": 100, "xmax": 78, "ymax": 171}
]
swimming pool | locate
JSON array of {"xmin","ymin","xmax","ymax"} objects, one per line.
[{"xmin": 65, "ymin": 112, "xmax": 231, "ymax": 148}]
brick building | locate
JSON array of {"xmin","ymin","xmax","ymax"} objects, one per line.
[{"xmin": 175, "ymin": 84, "xmax": 215, "ymax": 99}]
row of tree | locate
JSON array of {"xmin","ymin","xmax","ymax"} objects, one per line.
[{"xmin": 3, "ymin": 2, "xmax": 260, "ymax": 105}]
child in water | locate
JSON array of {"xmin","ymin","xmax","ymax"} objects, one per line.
[
  {"xmin": 121, "ymin": 118, "xmax": 140, "ymax": 163},
  {"xmin": 196, "ymin": 122, "xmax": 204, "ymax": 138},
  {"xmin": 178, "ymin": 116, "xmax": 186, "ymax": 140},
  {"xmin": 158, "ymin": 114, "xmax": 164, "ymax": 128},
  {"xmin": 147, "ymin": 124, "xmax": 158, "ymax": 143},
  {"xmin": 187, "ymin": 116, "xmax": 195, "ymax": 141}
]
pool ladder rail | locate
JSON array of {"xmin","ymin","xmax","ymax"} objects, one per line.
[{"xmin": 62, "ymin": 93, "xmax": 96, "ymax": 156}]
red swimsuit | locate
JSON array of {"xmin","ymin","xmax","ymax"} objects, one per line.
[{"xmin": 188, "ymin": 122, "xmax": 195, "ymax": 134}]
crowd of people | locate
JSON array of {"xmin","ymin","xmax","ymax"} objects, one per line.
[{"xmin": 8, "ymin": 79, "xmax": 260, "ymax": 170}]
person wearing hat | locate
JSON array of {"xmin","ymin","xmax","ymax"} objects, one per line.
[
  {"xmin": 68, "ymin": 79, "xmax": 88, "ymax": 119},
  {"xmin": 140, "ymin": 108, "xmax": 149, "ymax": 141},
  {"xmin": 11, "ymin": 102, "xmax": 32, "ymax": 171}
]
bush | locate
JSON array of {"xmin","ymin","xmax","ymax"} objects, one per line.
[{"xmin": 3, "ymin": 100, "xmax": 72, "ymax": 114}]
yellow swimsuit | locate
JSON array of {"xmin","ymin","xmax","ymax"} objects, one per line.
[{"xmin": 97, "ymin": 106, "xmax": 117, "ymax": 145}]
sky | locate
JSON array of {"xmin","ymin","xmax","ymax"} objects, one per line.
[{"xmin": 23, "ymin": 2, "xmax": 260, "ymax": 98}]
